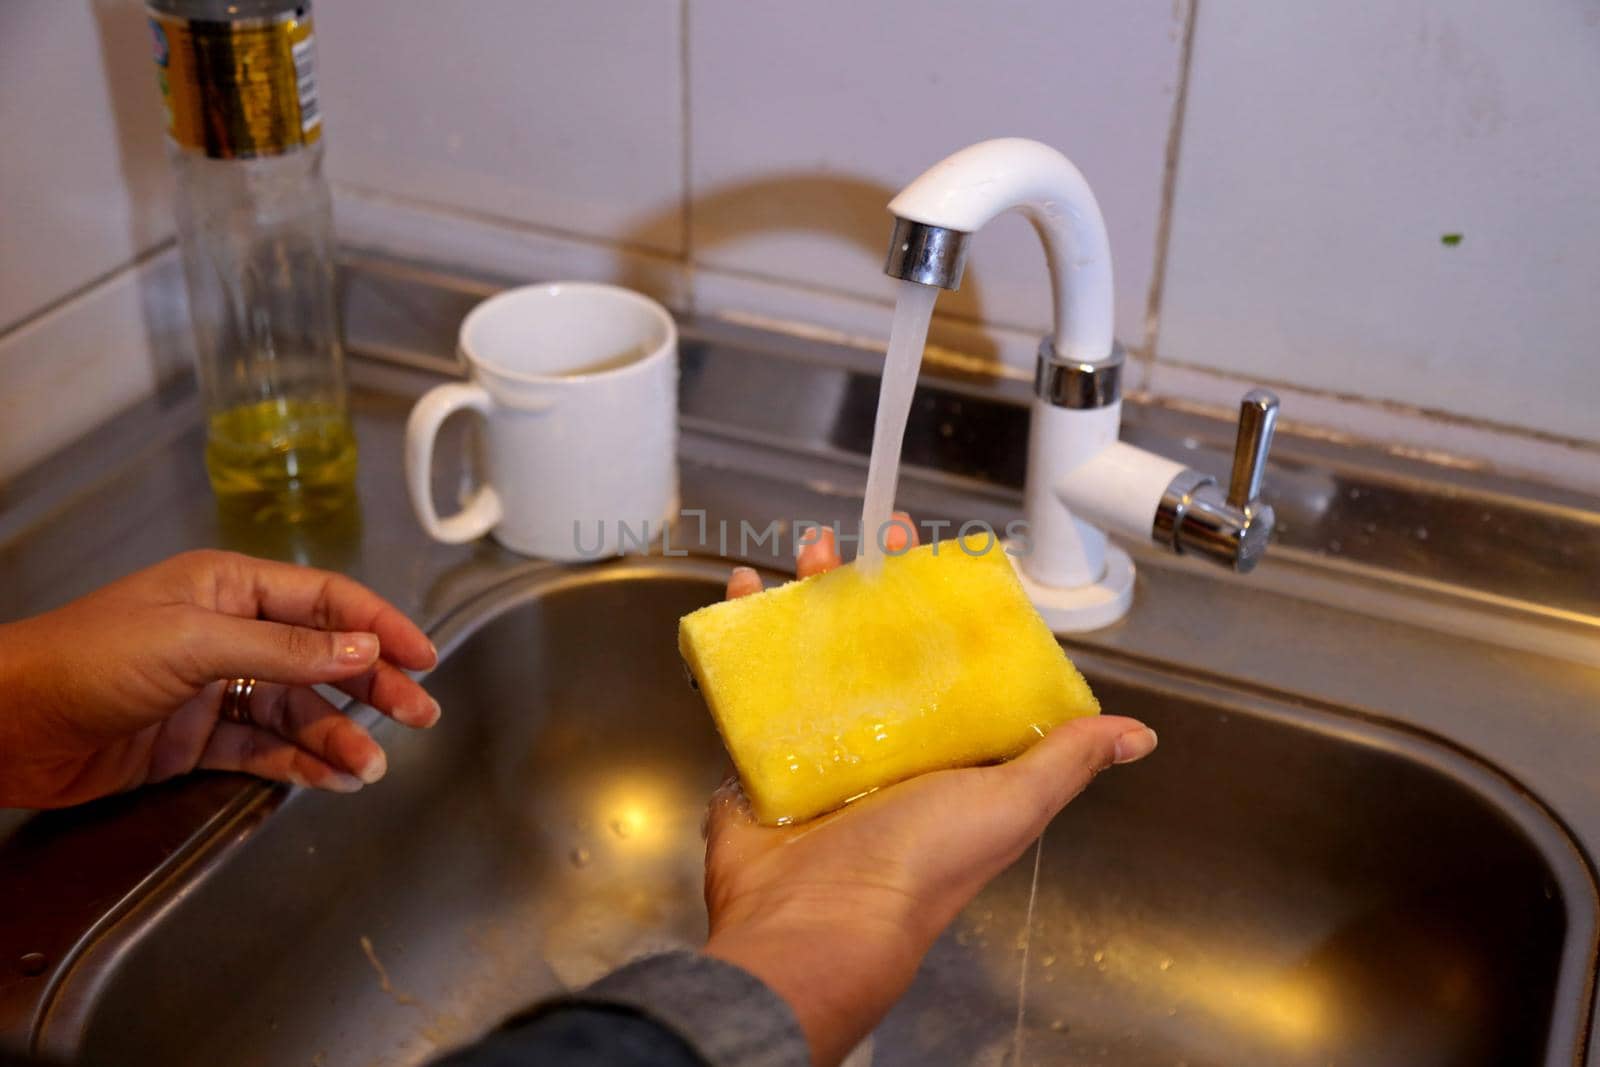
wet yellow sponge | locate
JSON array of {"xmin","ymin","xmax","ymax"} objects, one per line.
[{"xmin": 679, "ymin": 537, "xmax": 1099, "ymax": 825}]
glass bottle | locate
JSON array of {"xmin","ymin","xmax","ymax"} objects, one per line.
[{"xmin": 146, "ymin": 0, "xmax": 356, "ymax": 521}]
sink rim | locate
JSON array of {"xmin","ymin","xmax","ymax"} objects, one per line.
[
  {"xmin": 26, "ymin": 554, "xmax": 1600, "ymax": 1064},
  {"xmin": 1069, "ymin": 643, "xmax": 1600, "ymax": 1066}
]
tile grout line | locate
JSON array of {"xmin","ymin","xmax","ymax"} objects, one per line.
[
  {"xmin": 698, "ymin": 262, "xmax": 1033, "ymax": 334},
  {"xmin": 1148, "ymin": 354, "xmax": 1600, "ymax": 453},
  {"xmin": 331, "ymin": 181, "xmax": 685, "ymax": 266},
  {"xmin": 1136, "ymin": 0, "xmax": 1199, "ymax": 392},
  {"xmin": 328, "ymin": 177, "xmax": 1600, "ymax": 451},
  {"xmin": 0, "ymin": 238, "xmax": 177, "ymax": 348},
  {"xmin": 679, "ymin": 0, "xmax": 697, "ymax": 314},
  {"xmin": 333, "ymin": 172, "xmax": 1598, "ymax": 458}
]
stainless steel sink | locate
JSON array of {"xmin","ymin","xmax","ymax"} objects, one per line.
[{"xmin": 29, "ymin": 558, "xmax": 1594, "ymax": 1067}]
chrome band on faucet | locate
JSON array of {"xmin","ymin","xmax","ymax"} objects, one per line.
[
  {"xmin": 1153, "ymin": 469, "xmax": 1215, "ymax": 552},
  {"xmin": 1035, "ymin": 338, "xmax": 1124, "ymax": 409},
  {"xmin": 1154, "ymin": 467, "xmax": 1276, "ymax": 574},
  {"xmin": 883, "ymin": 217, "xmax": 970, "ymax": 290}
]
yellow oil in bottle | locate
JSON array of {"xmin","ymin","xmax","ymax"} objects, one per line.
[{"xmin": 205, "ymin": 397, "xmax": 358, "ymax": 522}]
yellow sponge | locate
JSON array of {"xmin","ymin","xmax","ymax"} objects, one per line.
[{"xmin": 679, "ymin": 536, "xmax": 1099, "ymax": 824}]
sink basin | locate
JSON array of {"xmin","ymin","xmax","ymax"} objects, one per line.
[{"xmin": 32, "ymin": 559, "xmax": 1595, "ymax": 1066}]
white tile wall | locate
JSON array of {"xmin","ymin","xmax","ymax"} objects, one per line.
[
  {"xmin": 692, "ymin": 266, "xmax": 1045, "ymax": 374},
  {"xmin": 1160, "ymin": 0, "xmax": 1600, "ymax": 445},
  {"xmin": 686, "ymin": 0, "xmax": 1187, "ymax": 361},
  {"xmin": 4, "ymin": 2, "xmax": 1598, "ymax": 489},
  {"xmin": 0, "ymin": 0, "xmax": 172, "ymax": 333},
  {"xmin": 316, "ymin": 0, "xmax": 685, "ymax": 255},
  {"xmin": 332, "ymin": 185, "xmax": 690, "ymax": 311},
  {"xmin": 1139, "ymin": 359, "xmax": 1600, "ymax": 496},
  {"xmin": 0, "ymin": 250, "xmax": 186, "ymax": 481}
]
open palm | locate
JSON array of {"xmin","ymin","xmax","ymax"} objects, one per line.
[
  {"xmin": 701, "ymin": 518, "xmax": 1157, "ymax": 1066},
  {"xmin": 0, "ymin": 550, "xmax": 438, "ymax": 808}
]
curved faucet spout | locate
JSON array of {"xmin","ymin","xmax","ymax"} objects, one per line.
[
  {"xmin": 880, "ymin": 138, "xmax": 1278, "ymax": 631},
  {"xmin": 885, "ymin": 137, "xmax": 1114, "ymax": 365}
]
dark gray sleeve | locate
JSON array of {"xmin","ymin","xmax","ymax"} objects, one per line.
[{"xmin": 430, "ymin": 950, "xmax": 812, "ymax": 1067}]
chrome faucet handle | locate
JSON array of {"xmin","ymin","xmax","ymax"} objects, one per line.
[
  {"xmin": 1153, "ymin": 388, "xmax": 1280, "ymax": 574},
  {"xmin": 1227, "ymin": 389, "xmax": 1280, "ymax": 509}
]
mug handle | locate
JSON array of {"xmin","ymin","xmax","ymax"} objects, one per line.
[{"xmin": 404, "ymin": 382, "xmax": 504, "ymax": 544}]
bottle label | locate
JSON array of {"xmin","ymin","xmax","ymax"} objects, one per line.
[{"xmin": 147, "ymin": 7, "xmax": 322, "ymax": 159}]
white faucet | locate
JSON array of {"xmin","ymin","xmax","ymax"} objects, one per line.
[{"xmin": 885, "ymin": 138, "xmax": 1279, "ymax": 632}]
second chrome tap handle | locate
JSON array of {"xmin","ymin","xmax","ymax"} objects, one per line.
[{"xmin": 1227, "ymin": 389, "xmax": 1280, "ymax": 509}]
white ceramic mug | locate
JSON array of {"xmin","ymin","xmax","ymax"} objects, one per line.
[{"xmin": 404, "ymin": 282, "xmax": 678, "ymax": 560}]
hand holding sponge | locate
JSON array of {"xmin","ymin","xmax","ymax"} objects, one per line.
[{"xmin": 679, "ymin": 535, "xmax": 1100, "ymax": 825}]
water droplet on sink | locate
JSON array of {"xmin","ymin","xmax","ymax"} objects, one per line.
[
  {"xmin": 1041, "ymin": 954, "xmax": 1056, "ymax": 967},
  {"xmin": 610, "ymin": 819, "xmax": 632, "ymax": 839},
  {"xmin": 1327, "ymin": 539, "xmax": 1343, "ymax": 553},
  {"xmin": 570, "ymin": 847, "xmax": 591, "ymax": 868},
  {"xmin": 1092, "ymin": 950, "xmax": 1105, "ymax": 964},
  {"xmin": 18, "ymin": 953, "xmax": 47, "ymax": 977},
  {"xmin": 1049, "ymin": 1018, "xmax": 1067, "ymax": 1032},
  {"xmin": 1182, "ymin": 436, "xmax": 1200, "ymax": 451},
  {"xmin": 1415, "ymin": 526, "xmax": 1429, "ymax": 540},
  {"xmin": 1158, "ymin": 958, "xmax": 1172, "ymax": 971}
]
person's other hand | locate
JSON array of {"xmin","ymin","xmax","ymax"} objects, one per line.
[
  {"xmin": 703, "ymin": 517, "xmax": 1158, "ymax": 1067},
  {"xmin": 0, "ymin": 550, "xmax": 438, "ymax": 808}
]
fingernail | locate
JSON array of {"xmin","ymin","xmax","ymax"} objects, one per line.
[
  {"xmin": 323, "ymin": 772, "xmax": 365, "ymax": 794},
  {"xmin": 427, "ymin": 640, "xmax": 439, "ymax": 665},
  {"xmin": 336, "ymin": 632, "xmax": 380, "ymax": 665},
  {"xmin": 794, "ymin": 527, "xmax": 822, "ymax": 557},
  {"xmin": 731, "ymin": 565, "xmax": 758, "ymax": 583},
  {"xmin": 1113, "ymin": 727, "xmax": 1158, "ymax": 765},
  {"xmin": 359, "ymin": 749, "xmax": 388, "ymax": 785},
  {"xmin": 418, "ymin": 696, "xmax": 442, "ymax": 728}
]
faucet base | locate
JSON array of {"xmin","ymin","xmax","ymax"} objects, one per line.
[{"xmin": 1010, "ymin": 542, "xmax": 1135, "ymax": 633}]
